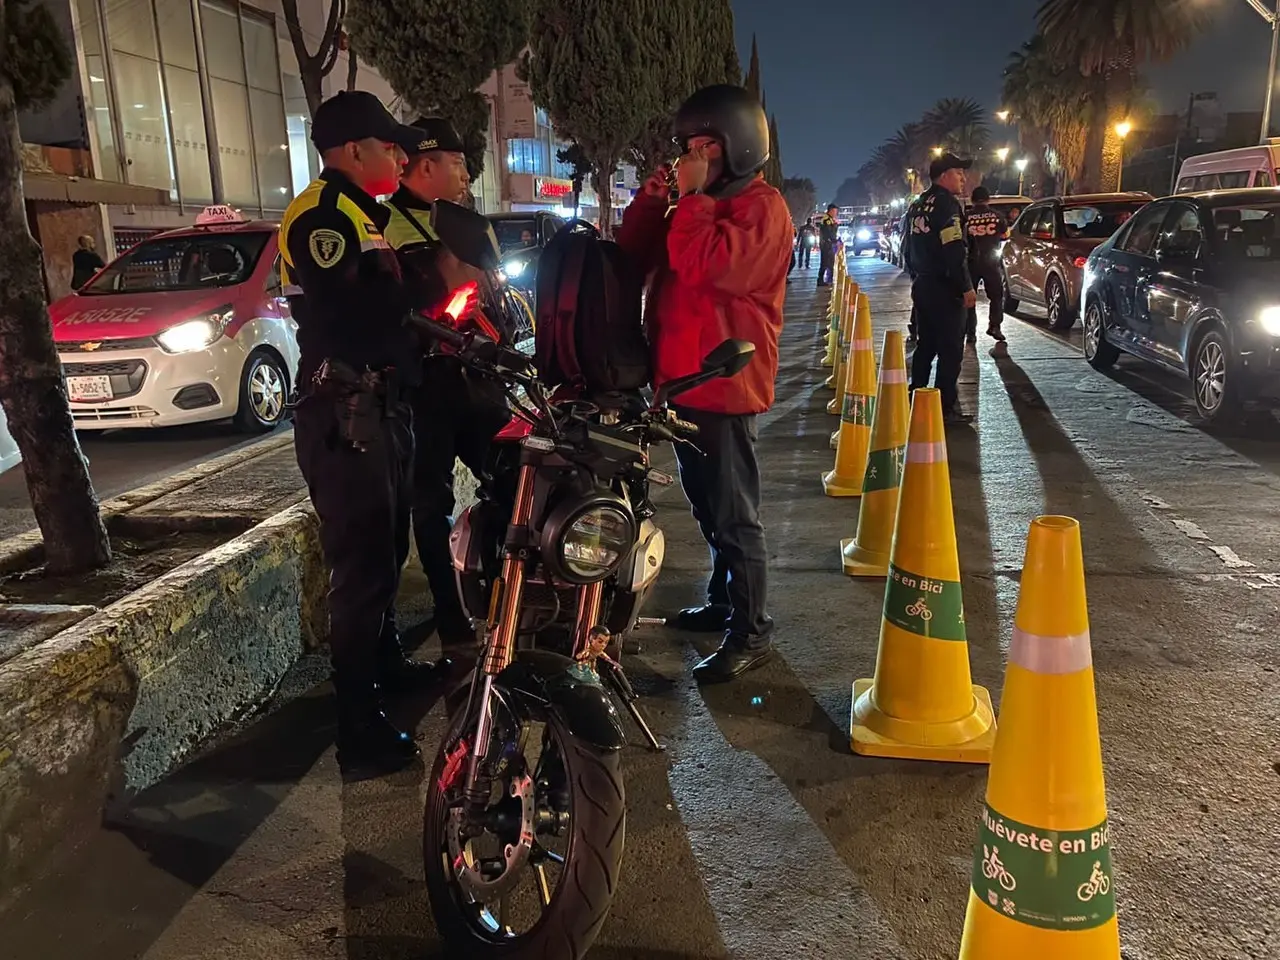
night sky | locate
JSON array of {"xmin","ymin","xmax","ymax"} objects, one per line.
[{"xmin": 731, "ymin": 0, "xmax": 1277, "ymax": 202}]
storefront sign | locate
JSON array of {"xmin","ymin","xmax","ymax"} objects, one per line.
[
  {"xmin": 500, "ymin": 74, "xmax": 537, "ymax": 140},
  {"xmin": 535, "ymin": 177, "xmax": 573, "ymax": 200}
]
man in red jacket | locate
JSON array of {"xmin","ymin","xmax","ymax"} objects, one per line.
[{"xmin": 616, "ymin": 85, "xmax": 792, "ymax": 683}]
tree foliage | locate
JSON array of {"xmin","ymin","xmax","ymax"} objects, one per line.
[
  {"xmin": 780, "ymin": 177, "xmax": 816, "ymax": 225},
  {"xmin": 764, "ymin": 113, "xmax": 783, "ymax": 189},
  {"xmin": 346, "ymin": 0, "xmax": 527, "ymax": 178},
  {"xmin": 743, "ymin": 34, "xmax": 761, "ymax": 101},
  {"xmin": 833, "ymin": 176, "xmax": 869, "ymax": 209},
  {"xmin": 556, "ymin": 141, "xmax": 593, "ymax": 213},
  {"xmin": 4, "ymin": 0, "xmax": 72, "ymax": 111}
]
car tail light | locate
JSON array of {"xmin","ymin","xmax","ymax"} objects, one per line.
[{"xmin": 1073, "ymin": 256, "xmax": 1089, "ymax": 269}]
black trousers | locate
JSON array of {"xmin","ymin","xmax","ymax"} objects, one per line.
[
  {"xmin": 966, "ymin": 260, "xmax": 1004, "ymax": 334},
  {"xmin": 800, "ymin": 244, "xmax": 813, "ymax": 268},
  {"xmin": 411, "ymin": 357, "xmax": 508, "ymax": 631},
  {"xmin": 293, "ymin": 393, "xmax": 413, "ymax": 688},
  {"xmin": 672, "ymin": 406, "xmax": 772, "ymax": 651},
  {"xmin": 818, "ymin": 245, "xmax": 835, "ymax": 285},
  {"xmin": 910, "ymin": 280, "xmax": 966, "ymax": 411}
]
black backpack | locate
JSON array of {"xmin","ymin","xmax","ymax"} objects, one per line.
[{"xmin": 534, "ymin": 220, "xmax": 650, "ymax": 395}]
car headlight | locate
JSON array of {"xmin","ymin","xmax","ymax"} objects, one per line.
[
  {"xmin": 503, "ymin": 259, "xmax": 527, "ymax": 279},
  {"xmin": 857, "ymin": 229, "xmax": 872, "ymax": 241},
  {"xmin": 1259, "ymin": 305, "xmax": 1280, "ymax": 337},
  {"xmin": 156, "ymin": 305, "xmax": 233, "ymax": 354}
]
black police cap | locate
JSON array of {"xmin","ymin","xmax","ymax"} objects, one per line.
[
  {"xmin": 930, "ymin": 151, "xmax": 973, "ymax": 180},
  {"xmin": 311, "ymin": 90, "xmax": 425, "ymax": 153},
  {"xmin": 405, "ymin": 117, "xmax": 467, "ymax": 156}
]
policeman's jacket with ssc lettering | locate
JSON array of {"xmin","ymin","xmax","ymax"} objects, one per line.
[
  {"xmin": 906, "ymin": 185, "xmax": 974, "ymax": 294},
  {"xmin": 965, "ymin": 205, "xmax": 1008, "ymax": 266},
  {"xmin": 280, "ymin": 170, "xmax": 433, "ymax": 389}
]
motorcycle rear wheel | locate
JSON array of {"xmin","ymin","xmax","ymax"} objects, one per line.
[{"xmin": 424, "ymin": 699, "xmax": 625, "ymax": 959}]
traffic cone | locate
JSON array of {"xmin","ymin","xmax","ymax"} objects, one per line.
[
  {"xmin": 958, "ymin": 516, "xmax": 1119, "ymax": 959},
  {"xmin": 841, "ymin": 331, "xmax": 909, "ymax": 577},
  {"xmin": 823, "ymin": 295, "xmax": 877, "ymax": 495},
  {"xmin": 825, "ymin": 279, "xmax": 854, "ymax": 394},
  {"xmin": 849, "ymin": 387, "xmax": 996, "ymax": 764},
  {"xmin": 821, "ymin": 276, "xmax": 842, "ymax": 367},
  {"xmin": 831, "ymin": 292, "xmax": 873, "ymax": 447}
]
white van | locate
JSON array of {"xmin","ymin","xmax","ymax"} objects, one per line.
[{"xmin": 1174, "ymin": 142, "xmax": 1280, "ymax": 193}]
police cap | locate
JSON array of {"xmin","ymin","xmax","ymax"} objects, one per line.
[
  {"xmin": 311, "ymin": 90, "xmax": 425, "ymax": 153},
  {"xmin": 406, "ymin": 117, "xmax": 467, "ymax": 157},
  {"xmin": 929, "ymin": 151, "xmax": 973, "ymax": 180}
]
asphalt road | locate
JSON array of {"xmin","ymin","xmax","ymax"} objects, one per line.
[
  {"xmin": 4, "ymin": 258, "xmax": 1278, "ymax": 960},
  {"xmin": 0, "ymin": 423, "xmax": 290, "ymax": 540}
]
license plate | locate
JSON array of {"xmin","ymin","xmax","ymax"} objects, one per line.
[{"xmin": 67, "ymin": 375, "xmax": 113, "ymax": 402}]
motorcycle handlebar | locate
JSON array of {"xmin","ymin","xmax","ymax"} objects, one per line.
[
  {"xmin": 669, "ymin": 417, "xmax": 699, "ymax": 438},
  {"xmin": 410, "ymin": 313, "xmax": 532, "ymax": 374}
]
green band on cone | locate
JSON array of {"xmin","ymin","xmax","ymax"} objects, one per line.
[
  {"xmin": 842, "ymin": 393, "xmax": 875, "ymax": 426},
  {"xmin": 884, "ymin": 563, "xmax": 966, "ymax": 641},
  {"xmin": 862, "ymin": 445, "xmax": 905, "ymax": 493}
]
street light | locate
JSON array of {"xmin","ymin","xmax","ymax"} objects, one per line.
[
  {"xmin": 1015, "ymin": 157, "xmax": 1029, "ymax": 196},
  {"xmin": 996, "ymin": 110, "xmax": 1011, "ymax": 122},
  {"xmin": 1243, "ymin": 0, "xmax": 1280, "ymax": 140},
  {"xmin": 1115, "ymin": 120, "xmax": 1133, "ymax": 191},
  {"xmin": 932, "ymin": 146, "xmax": 944, "ymax": 157}
]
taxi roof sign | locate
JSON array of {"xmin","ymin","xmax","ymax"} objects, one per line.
[{"xmin": 195, "ymin": 205, "xmax": 247, "ymax": 225}]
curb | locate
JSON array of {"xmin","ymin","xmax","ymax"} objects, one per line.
[
  {"xmin": 0, "ymin": 499, "xmax": 325, "ymax": 900},
  {"xmin": 0, "ymin": 431, "xmax": 295, "ymax": 573}
]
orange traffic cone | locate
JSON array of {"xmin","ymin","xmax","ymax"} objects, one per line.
[
  {"xmin": 841, "ymin": 331, "xmax": 909, "ymax": 577},
  {"xmin": 823, "ymin": 297, "xmax": 877, "ymax": 495},
  {"xmin": 849, "ymin": 387, "xmax": 996, "ymax": 764},
  {"xmin": 958, "ymin": 516, "xmax": 1119, "ymax": 958}
]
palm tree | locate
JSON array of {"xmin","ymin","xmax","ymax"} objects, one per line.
[
  {"xmin": 1037, "ymin": 0, "xmax": 1210, "ymax": 191},
  {"xmin": 922, "ymin": 97, "xmax": 991, "ymax": 158},
  {"xmin": 1003, "ymin": 35, "xmax": 1096, "ymax": 193}
]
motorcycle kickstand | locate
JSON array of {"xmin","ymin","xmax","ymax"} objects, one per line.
[{"xmin": 598, "ymin": 660, "xmax": 666, "ymax": 753}]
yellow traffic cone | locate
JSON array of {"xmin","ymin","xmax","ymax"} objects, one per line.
[
  {"xmin": 823, "ymin": 295, "xmax": 877, "ymax": 495},
  {"xmin": 831, "ymin": 292, "xmax": 873, "ymax": 447},
  {"xmin": 958, "ymin": 516, "xmax": 1119, "ymax": 959},
  {"xmin": 825, "ymin": 280, "xmax": 852, "ymax": 394},
  {"xmin": 841, "ymin": 331, "xmax": 909, "ymax": 577},
  {"xmin": 849, "ymin": 387, "xmax": 996, "ymax": 764},
  {"xmin": 821, "ymin": 276, "xmax": 842, "ymax": 368}
]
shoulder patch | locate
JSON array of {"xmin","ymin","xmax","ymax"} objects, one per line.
[
  {"xmin": 940, "ymin": 224, "xmax": 964, "ymax": 244},
  {"xmin": 308, "ymin": 229, "xmax": 346, "ymax": 268}
]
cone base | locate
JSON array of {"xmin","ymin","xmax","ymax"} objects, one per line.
[
  {"xmin": 829, "ymin": 430, "xmax": 839, "ymax": 449},
  {"xmin": 959, "ymin": 890, "xmax": 1120, "ymax": 960},
  {"xmin": 840, "ymin": 537, "xmax": 889, "ymax": 578},
  {"xmin": 850, "ymin": 678, "xmax": 996, "ymax": 764},
  {"xmin": 822, "ymin": 472, "xmax": 862, "ymax": 498}
]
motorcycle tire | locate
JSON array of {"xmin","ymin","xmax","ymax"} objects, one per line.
[{"xmin": 423, "ymin": 706, "xmax": 626, "ymax": 960}]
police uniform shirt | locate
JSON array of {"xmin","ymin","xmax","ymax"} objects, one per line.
[
  {"xmin": 818, "ymin": 214, "xmax": 840, "ymax": 248},
  {"xmin": 279, "ymin": 169, "xmax": 420, "ymax": 387},
  {"xmin": 906, "ymin": 185, "xmax": 973, "ymax": 294},
  {"xmin": 965, "ymin": 205, "xmax": 1008, "ymax": 266}
]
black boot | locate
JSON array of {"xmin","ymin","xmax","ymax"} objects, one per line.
[
  {"xmin": 376, "ymin": 624, "xmax": 450, "ymax": 695},
  {"xmin": 669, "ymin": 603, "xmax": 732, "ymax": 633},
  {"xmin": 334, "ymin": 673, "xmax": 420, "ymax": 780},
  {"xmin": 692, "ymin": 640, "xmax": 774, "ymax": 684}
]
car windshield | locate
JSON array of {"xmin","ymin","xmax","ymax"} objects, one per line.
[
  {"xmin": 1209, "ymin": 203, "xmax": 1280, "ymax": 261},
  {"xmin": 80, "ymin": 231, "xmax": 270, "ymax": 295},
  {"xmin": 1061, "ymin": 203, "xmax": 1146, "ymax": 240},
  {"xmin": 491, "ymin": 219, "xmax": 539, "ymax": 253},
  {"xmin": 857, "ymin": 218, "xmax": 886, "ymax": 229}
]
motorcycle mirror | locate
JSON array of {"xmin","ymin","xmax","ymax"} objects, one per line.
[
  {"xmin": 430, "ymin": 200, "xmax": 502, "ymax": 272},
  {"xmin": 700, "ymin": 338, "xmax": 756, "ymax": 377}
]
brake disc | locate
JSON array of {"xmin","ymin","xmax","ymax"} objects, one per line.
[{"xmin": 446, "ymin": 773, "xmax": 537, "ymax": 902}]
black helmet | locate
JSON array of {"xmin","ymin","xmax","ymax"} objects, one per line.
[{"xmin": 672, "ymin": 84, "xmax": 769, "ymax": 180}]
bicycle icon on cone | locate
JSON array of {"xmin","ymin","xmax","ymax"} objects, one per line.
[
  {"xmin": 981, "ymin": 845, "xmax": 1017, "ymax": 892},
  {"xmin": 905, "ymin": 598, "xmax": 933, "ymax": 621},
  {"xmin": 1077, "ymin": 862, "xmax": 1110, "ymax": 901}
]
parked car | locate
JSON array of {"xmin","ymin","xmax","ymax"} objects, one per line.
[
  {"xmin": 1081, "ymin": 188, "xmax": 1280, "ymax": 423},
  {"xmin": 49, "ymin": 206, "xmax": 299, "ymax": 432},
  {"xmin": 1175, "ymin": 141, "xmax": 1280, "ymax": 194},
  {"xmin": 486, "ymin": 210, "xmax": 567, "ymax": 294},
  {"xmin": 1001, "ymin": 192, "xmax": 1154, "ymax": 330},
  {"xmin": 879, "ymin": 215, "xmax": 904, "ymax": 262}
]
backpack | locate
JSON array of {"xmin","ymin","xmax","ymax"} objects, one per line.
[{"xmin": 534, "ymin": 220, "xmax": 650, "ymax": 395}]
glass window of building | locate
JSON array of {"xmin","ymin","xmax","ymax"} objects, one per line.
[
  {"xmin": 200, "ymin": 0, "xmax": 254, "ymax": 208},
  {"xmin": 284, "ymin": 73, "xmax": 318, "ymax": 196},
  {"xmin": 158, "ymin": 0, "xmax": 211, "ymax": 205},
  {"xmin": 74, "ymin": 0, "xmax": 120, "ymax": 181},
  {"xmin": 103, "ymin": 0, "xmax": 177, "ymax": 197},
  {"xmin": 242, "ymin": 12, "xmax": 290, "ymax": 210}
]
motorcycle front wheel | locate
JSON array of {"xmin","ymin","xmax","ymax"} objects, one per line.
[{"xmin": 424, "ymin": 694, "xmax": 626, "ymax": 959}]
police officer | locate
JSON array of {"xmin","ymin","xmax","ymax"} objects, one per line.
[
  {"xmin": 382, "ymin": 117, "xmax": 510, "ymax": 654},
  {"xmin": 964, "ymin": 186, "xmax": 1009, "ymax": 347},
  {"xmin": 905, "ymin": 152, "xmax": 977, "ymax": 424},
  {"xmin": 816, "ymin": 204, "xmax": 840, "ymax": 286},
  {"xmin": 280, "ymin": 91, "xmax": 450, "ymax": 779}
]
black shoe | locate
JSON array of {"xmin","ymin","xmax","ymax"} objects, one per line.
[
  {"xmin": 669, "ymin": 603, "xmax": 732, "ymax": 633},
  {"xmin": 943, "ymin": 406, "xmax": 974, "ymax": 425},
  {"xmin": 337, "ymin": 709, "xmax": 421, "ymax": 780},
  {"xmin": 377, "ymin": 628, "xmax": 450, "ymax": 695},
  {"xmin": 692, "ymin": 642, "xmax": 774, "ymax": 684}
]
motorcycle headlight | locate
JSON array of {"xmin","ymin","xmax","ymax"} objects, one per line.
[
  {"xmin": 1260, "ymin": 305, "xmax": 1280, "ymax": 337},
  {"xmin": 541, "ymin": 497, "xmax": 636, "ymax": 584},
  {"xmin": 857, "ymin": 229, "xmax": 872, "ymax": 241},
  {"xmin": 156, "ymin": 304, "xmax": 233, "ymax": 354}
]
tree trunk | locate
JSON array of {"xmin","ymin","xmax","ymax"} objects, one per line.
[
  {"xmin": 592, "ymin": 158, "xmax": 616, "ymax": 237},
  {"xmin": 1098, "ymin": 63, "xmax": 1134, "ymax": 193},
  {"xmin": 0, "ymin": 71, "xmax": 111, "ymax": 573},
  {"xmin": 1081, "ymin": 95, "xmax": 1107, "ymax": 194},
  {"xmin": 346, "ymin": 48, "xmax": 358, "ymax": 91}
]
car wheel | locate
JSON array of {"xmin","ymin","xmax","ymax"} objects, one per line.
[
  {"xmin": 1082, "ymin": 301, "xmax": 1119, "ymax": 370},
  {"xmin": 1191, "ymin": 328, "xmax": 1241, "ymax": 424},
  {"xmin": 235, "ymin": 348, "xmax": 290, "ymax": 433},
  {"xmin": 1046, "ymin": 276, "xmax": 1075, "ymax": 330},
  {"xmin": 1002, "ymin": 269, "xmax": 1019, "ymax": 312}
]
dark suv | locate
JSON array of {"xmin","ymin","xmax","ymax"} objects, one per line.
[
  {"xmin": 485, "ymin": 211, "xmax": 567, "ymax": 295},
  {"xmin": 1080, "ymin": 188, "xmax": 1280, "ymax": 423}
]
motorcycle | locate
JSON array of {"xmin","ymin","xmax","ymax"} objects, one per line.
[{"xmin": 415, "ymin": 200, "xmax": 754, "ymax": 959}]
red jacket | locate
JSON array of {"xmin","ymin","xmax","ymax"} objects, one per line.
[{"xmin": 615, "ymin": 177, "xmax": 792, "ymax": 415}]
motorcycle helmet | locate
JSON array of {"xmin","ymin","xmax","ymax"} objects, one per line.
[{"xmin": 672, "ymin": 84, "xmax": 770, "ymax": 180}]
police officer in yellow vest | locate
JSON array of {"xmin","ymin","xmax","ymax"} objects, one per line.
[
  {"xmin": 383, "ymin": 117, "xmax": 510, "ymax": 655},
  {"xmin": 280, "ymin": 91, "xmax": 453, "ymax": 779}
]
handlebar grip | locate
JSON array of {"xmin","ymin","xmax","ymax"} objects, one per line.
[
  {"xmin": 411, "ymin": 314, "xmax": 467, "ymax": 350},
  {"xmin": 670, "ymin": 417, "xmax": 700, "ymax": 437}
]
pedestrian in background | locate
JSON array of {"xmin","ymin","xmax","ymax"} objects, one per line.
[
  {"xmin": 798, "ymin": 217, "xmax": 817, "ymax": 269},
  {"xmin": 616, "ymin": 84, "xmax": 791, "ymax": 684},
  {"xmin": 816, "ymin": 205, "xmax": 839, "ymax": 286},
  {"xmin": 71, "ymin": 235, "xmax": 105, "ymax": 290},
  {"xmin": 905, "ymin": 152, "xmax": 976, "ymax": 425}
]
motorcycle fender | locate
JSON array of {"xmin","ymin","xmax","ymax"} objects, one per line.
[
  {"xmin": 449, "ymin": 507, "xmax": 484, "ymax": 574},
  {"xmin": 498, "ymin": 650, "xmax": 627, "ymax": 752},
  {"xmin": 625, "ymin": 520, "xmax": 665, "ymax": 594}
]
